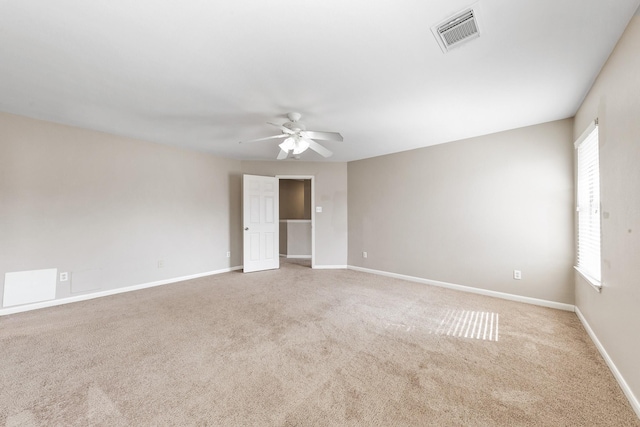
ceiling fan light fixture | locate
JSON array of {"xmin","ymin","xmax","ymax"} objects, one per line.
[
  {"xmin": 279, "ymin": 137, "xmax": 295, "ymax": 152},
  {"xmin": 279, "ymin": 137, "xmax": 309, "ymax": 155},
  {"xmin": 293, "ymin": 138, "xmax": 309, "ymax": 154}
]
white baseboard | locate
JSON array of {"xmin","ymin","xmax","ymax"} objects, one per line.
[
  {"xmin": 313, "ymin": 265, "xmax": 348, "ymax": 270},
  {"xmin": 347, "ymin": 265, "xmax": 575, "ymax": 312},
  {"xmin": 285, "ymin": 255, "xmax": 312, "ymax": 259},
  {"xmin": 575, "ymin": 307, "xmax": 640, "ymax": 419},
  {"xmin": 0, "ymin": 266, "xmax": 243, "ymax": 316}
]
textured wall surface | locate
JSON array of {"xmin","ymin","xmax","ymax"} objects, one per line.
[
  {"xmin": 348, "ymin": 119, "xmax": 575, "ymax": 304},
  {"xmin": 0, "ymin": 112, "xmax": 242, "ymax": 306},
  {"xmin": 573, "ymin": 14, "xmax": 640, "ymax": 409}
]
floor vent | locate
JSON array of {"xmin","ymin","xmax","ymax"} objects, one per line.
[{"xmin": 431, "ymin": 6, "xmax": 481, "ymax": 53}]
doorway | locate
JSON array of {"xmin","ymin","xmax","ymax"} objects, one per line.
[{"xmin": 277, "ymin": 175, "xmax": 315, "ymax": 268}]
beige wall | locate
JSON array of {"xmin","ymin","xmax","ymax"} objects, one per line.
[
  {"xmin": 573, "ymin": 15, "xmax": 640, "ymax": 405},
  {"xmin": 0, "ymin": 112, "xmax": 242, "ymax": 305},
  {"xmin": 348, "ymin": 119, "xmax": 575, "ymax": 304},
  {"xmin": 279, "ymin": 222, "xmax": 288, "ymax": 255},
  {"xmin": 304, "ymin": 179, "xmax": 312, "ymax": 219},
  {"xmin": 0, "ymin": 112, "xmax": 349, "ymax": 308},
  {"xmin": 241, "ymin": 161, "xmax": 348, "ymax": 267},
  {"xmin": 279, "ymin": 179, "xmax": 307, "ymax": 219}
]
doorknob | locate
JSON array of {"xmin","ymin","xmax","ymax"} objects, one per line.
[{"xmin": 244, "ymin": 227, "xmax": 249, "ymax": 231}]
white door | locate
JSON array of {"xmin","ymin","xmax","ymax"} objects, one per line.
[{"xmin": 243, "ymin": 174, "xmax": 279, "ymax": 273}]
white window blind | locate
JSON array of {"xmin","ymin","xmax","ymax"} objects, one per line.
[{"xmin": 575, "ymin": 120, "xmax": 601, "ymax": 286}]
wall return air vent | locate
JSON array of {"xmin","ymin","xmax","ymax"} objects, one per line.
[{"xmin": 431, "ymin": 5, "xmax": 481, "ymax": 53}]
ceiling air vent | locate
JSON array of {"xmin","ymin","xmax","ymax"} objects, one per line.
[{"xmin": 431, "ymin": 6, "xmax": 481, "ymax": 53}]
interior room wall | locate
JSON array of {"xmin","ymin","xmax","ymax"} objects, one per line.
[
  {"xmin": 241, "ymin": 161, "xmax": 348, "ymax": 267},
  {"xmin": 573, "ymin": 13, "xmax": 640, "ymax": 409},
  {"xmin": 0, "ymin": 112, "xmax": 242, "ymax": 308},
  {"xmin": 279, "ymin": 180, "xmax": 306, "ymax": 219},
  {"xmin": 348, "ymin": 118, "xmax": 575, "ymax": 304},
  {"xmin": 279, "ymin": 224, "xmax": 288, "ymax": 256},
  {"xmin": 304, "ymin": 179, "xmax": 312, "ymax": 219}
]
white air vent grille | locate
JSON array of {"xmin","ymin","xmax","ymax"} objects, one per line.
[{"xmin": 432, "ymin": 6, "xmax": 481, "ymax": 53}]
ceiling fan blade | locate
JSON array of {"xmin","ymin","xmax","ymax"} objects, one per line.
[
  {"xmin": 302, "ymin": 136, "xmax": 333, "ymax": 158},
  {"xmin": 239, "ymin": 134, "xmax": 288, "ymax": 144},
  {"xmin": 267, "ymin": 122, "xmax": 295, "ymax": 134},
  {"xmin": 303, "ymin": 130, "xmax": 343, "ymax": 142},
  {"xmin": 277, "ymin": 149, "xmax": 289, "ymax": 160}
]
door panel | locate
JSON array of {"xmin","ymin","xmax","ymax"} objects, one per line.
[{"xmin": 243, "ymin": 174, "xmax": 279, "ymax": 273}]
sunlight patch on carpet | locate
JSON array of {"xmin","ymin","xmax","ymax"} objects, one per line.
[
  {"xmin": 382, "ymin": 309, "xmax": 499, "ymax": 342},
  {"xmin": 431, "ymin": 310, "xmax": 499, "ymax": 342}
]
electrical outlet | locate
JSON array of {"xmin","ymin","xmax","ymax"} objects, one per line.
[
  {"xmin": 60, "ymin": 272, "xmax": 69, "ymax": 282},
  {"xmin": 158, "ymin": 260, "xmax": 164, "ymax": 268},
  {"xmin": 513, "ymin": 270, "xmax": 522, "ymax": 280},
  {"xmin": 226, "ymin": 251, "xmax": 231, "ymax": 258},
  {"xmin": 362, "ymin": 251, "xmax": 368, "ymax": 258}
]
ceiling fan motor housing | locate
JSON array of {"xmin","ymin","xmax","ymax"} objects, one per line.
[
  {"xmin": 283, "ymin": 112, "xmax": 305, "ymax": 132},
  {"xmin": 287, "ymin": 112, "xmax": 302, "ymax": 122},
  {"xmin": 283, "ymin": 121, "xmax": 306, "ymax": 132}
]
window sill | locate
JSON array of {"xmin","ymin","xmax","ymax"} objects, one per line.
[{"xmin": 574, "ymin": 266, "xmax": 602, "ymax": 293}]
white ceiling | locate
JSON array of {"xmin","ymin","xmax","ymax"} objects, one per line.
[{"xmin": 1, "ymin": 1, "xmax": 639, "ymax": 162}]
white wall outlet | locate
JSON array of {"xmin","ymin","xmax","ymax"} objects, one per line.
[
  {"xmin": 226, "ymin": 251, "xmax": 231, "ymax": 258},
  {"xmin": 59, "ymin": 272, "xmax": 69, "ymax": 282},
  {"xmin": 158, "ymin": 260, "xmax": 164, "ymax": 268},
  {"xmin": 363, "ymin": 251, "xmax": 368, "ymax": 258},
  {"xmin": 513, "ymin": 270, "xmax": 522, "ymax": 280},
  {"xmin": 316, "ymin": 206, "xmax": 322, "ymax": 213}
]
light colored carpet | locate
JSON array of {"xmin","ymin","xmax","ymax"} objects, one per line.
[
  {"xmin": 1, "ymin": 263, "xmax": 638, "ymax": 426},
  {"xmin": 280, "ymin": 257, "xmax": 312, "ymax": 267}
]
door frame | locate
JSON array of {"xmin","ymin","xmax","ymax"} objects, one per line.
[{"xmin": 276, "ymin": 175, "xmax": 315, "ymax": 268}]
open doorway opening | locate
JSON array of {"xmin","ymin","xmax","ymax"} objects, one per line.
[{"xmin": 277, "ymin": 176, "xmax": 314, "ymax": 268}]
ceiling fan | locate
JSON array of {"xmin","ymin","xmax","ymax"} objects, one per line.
[{"xmin": 240, "ymin": 112, "xmax": 343, "ymax": 159}]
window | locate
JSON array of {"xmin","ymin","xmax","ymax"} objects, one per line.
[{"xmin": 575, "ymin": 120, "xmax": 601, "ymax": 289}]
